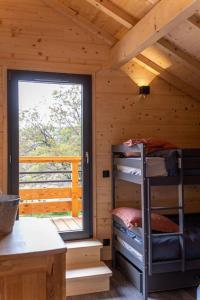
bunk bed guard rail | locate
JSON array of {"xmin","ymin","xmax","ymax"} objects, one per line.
[{"xmin": 112, "ymin": 143, "xmax": 144, "ymax": 154}]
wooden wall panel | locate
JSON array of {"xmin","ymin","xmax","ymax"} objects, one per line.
[
  {"xmin": 0, "ymin": 0, "xmax": 109, "ymax": 68},
  {"xmin": 0, "ymin": 0, "xmax": 200, "ymax": 260}
]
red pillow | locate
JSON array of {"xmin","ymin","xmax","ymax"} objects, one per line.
[
  {"xmin": 124, "ymin": 138, "xmax": 176, "ymax": 156},
  {"xmin": 112, "ymin": 207, "xmax": 178, "ymax": 233}
]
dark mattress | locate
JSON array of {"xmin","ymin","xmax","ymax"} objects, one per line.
[{"xmin": 114, "ymin": 214, "xmax": 200, "ymax": 262}]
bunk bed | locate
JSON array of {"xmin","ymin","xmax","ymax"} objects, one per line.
[{"xmin": 112, "ymin": 143, "xmax": 200, "ymax": 300}]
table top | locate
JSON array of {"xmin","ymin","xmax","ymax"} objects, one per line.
[{"xmin": 0, "ymin": 218, "xmax": 66, "ymax": 259}]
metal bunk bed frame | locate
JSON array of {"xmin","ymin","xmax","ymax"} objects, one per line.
[{"xmin": 112, "ymin": 143, "xmax": 200, "ymax": 300}]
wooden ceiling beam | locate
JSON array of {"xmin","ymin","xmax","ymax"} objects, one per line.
[
  {"xmin": 147, "ymin": 0, "xmax": 160, "ymax": 4},
  {"xmin": 187, "ymin": 13, "xmax": 200, "ymax": 28},
  {"xmin": 85, "ymin": 0, "xmax": 137, "ymax": 29},
  {"xmin": 135, "ymin": 54, "xmax": 200, "ymax": 102},
  {"xmin": 43, "ymin": 0, "xmax": 117, "ymax": 46},
  {"xmin": 157, "ymin": 38, "xmax": 200, "ymax": 75},
  {"xmin": 44, "ymin": 0, "xmax": 200, "ymax": 98},
  {"xmin": 85, "ymin": 0, "xmax": 200, "ymax": 78},
  {"xmin": 110, "ymin": 0, "xmax": 200, "ymax": 69}
]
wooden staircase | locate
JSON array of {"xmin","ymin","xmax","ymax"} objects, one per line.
[{"xmin": 65, "ymin": 240, "xmax": 112, "ymax": 296}]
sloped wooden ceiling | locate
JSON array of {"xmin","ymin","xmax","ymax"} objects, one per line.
[{"xmin": 44, "ymin": 0, "xmax": 200, "ymax": 101}]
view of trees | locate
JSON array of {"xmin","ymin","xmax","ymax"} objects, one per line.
[
  {"xmin": 19, "ymin": 84, "xmax": 82, "ymax": 189},
  {"xmin": 19, "ymin": 84, "xmax": 82, "ymax": 157}
]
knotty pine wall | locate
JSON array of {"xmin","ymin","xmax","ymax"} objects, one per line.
[{"xmin": 1, "ymin": 0, "xmax": 200, "ymax": 259}]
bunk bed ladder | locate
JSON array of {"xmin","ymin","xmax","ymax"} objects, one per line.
[
  {"xmin": 112, "ymin": 149, "xmax": 117, "ymax": 268},
  {"xmin": 148, "ymin": 151, "xmax": 185, "ymax": 276},
  {"xmin": 141, "ymin": 144, "xmax": 149, "ymax": 300},
  {"xmin": 178, "ymin": 151, "xmax": 185, "ymax": 272},
  {"xmin": 147, "ymin": 178, "xmax": 152, "ymax": 276}
]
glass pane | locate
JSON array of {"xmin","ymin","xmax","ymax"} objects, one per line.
[{"xmin": 18, "ymin": 81, "xmax": 83, "ymax": 232}]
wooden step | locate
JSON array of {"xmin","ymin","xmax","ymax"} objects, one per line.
[
  {"xmin": 65, "ymin": 239, "xmax": 103, "ymax": 269},
  {"xmin": 66, "ymin": 262, "xmax": 112, "ymax": 296}
]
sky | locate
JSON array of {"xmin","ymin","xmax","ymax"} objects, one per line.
[{"xmin": 18, "ymin": 81, "xmax": 82, "ymax": 121}]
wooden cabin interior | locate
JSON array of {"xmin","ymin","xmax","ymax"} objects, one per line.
[{"xmin": 0, "ymin": 0, "xmax": 200, "ymax": 299}]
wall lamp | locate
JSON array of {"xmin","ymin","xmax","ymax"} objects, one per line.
[{"xmin": 139, "ymin": 86, "xmax": 150, "ymax": 97}]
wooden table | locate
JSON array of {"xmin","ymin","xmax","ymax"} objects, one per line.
[{"xmin": 0, "ymin": 218, "xmax": 66, "ymax": 300}]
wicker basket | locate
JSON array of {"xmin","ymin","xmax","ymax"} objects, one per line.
[{"xmin": 0, "ymin": 195, "xmax": 19, "ymax": 236}]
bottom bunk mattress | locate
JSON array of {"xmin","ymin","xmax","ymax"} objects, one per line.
[{"xmin": 114, "ymin": 214, "xmax": 200, "ymax": 262}]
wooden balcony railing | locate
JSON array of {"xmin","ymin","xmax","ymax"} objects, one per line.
[{"xmin": 19, "ymin": 156, "xmax": 82, "ymax": 217}]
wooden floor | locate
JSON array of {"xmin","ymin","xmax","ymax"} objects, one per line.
[
  {"xmin": 51, "ymin": 216, "xmax": 82, "ymax": 231},
  {"xmin": 68, "ymin": 266, "xmax": 196, "ymax": 300}
]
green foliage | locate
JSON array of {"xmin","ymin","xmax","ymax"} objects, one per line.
[
  {"xmin": 19, "ymin": 84, "xmax": 82, "ymax": 157},
  {"xmin": 19, "ymin": 84, "xmax": 82, "ymax": 187},
  {"xmin": 21, "ymin": 211, "xmax": 72, "ymax": 218}
]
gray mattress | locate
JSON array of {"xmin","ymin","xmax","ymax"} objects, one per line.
[
  {"xmin": 114, "ymin": 214, "xmax": 200, "ymax": 262},
  {"xmin": 117, "ymin": 149, "xmax": 180, "ymax": 177},
  {"xmin": 117, "ymin": 157, "xmax": 168, "ymax": 177}
]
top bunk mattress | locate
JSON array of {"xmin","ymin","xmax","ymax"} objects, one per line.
[{"xmin": 116, "ymin": 157, "xmax": 168, "ymax": 177}]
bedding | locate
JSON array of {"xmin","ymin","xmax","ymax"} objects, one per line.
[
  {"xmin": 123, "ymin": 138, "xmax": 176, "ymax": 155},
  {"xmin": 114, "ymin": 214, "xmax": 200, "ymax": 262},
  {"xmin": 112, "ymin": 208, "xmax": 179, "ymax": 233}
]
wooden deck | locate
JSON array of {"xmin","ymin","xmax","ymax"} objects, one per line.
[
  {"xmin": 19, "ymin": 156, "xmax": 82, "ymax": 218},
  {"xmin": 51, "ymin": 216, "xmax": 83, "ymax": 232}
]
